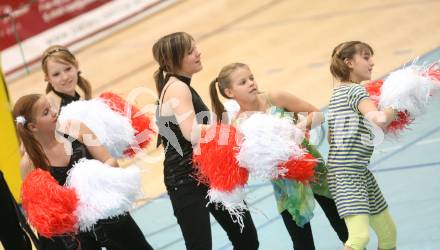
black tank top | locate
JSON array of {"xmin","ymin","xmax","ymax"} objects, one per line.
[
  {"xmin": 50, "ymin": 133, "xmax": 93, "ymax": 185},
  {"xmin": 156, "ymin": 75, "xmax": 210, "ymax": 187},
  {"xmin": 52, "ymin": 89, "xmax": 80, "ymax": 110}
]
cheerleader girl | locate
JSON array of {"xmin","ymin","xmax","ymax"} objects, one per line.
[
  {"xmin": 20, "ymin": 45, "xmax": 92, "ymax": 179},
  {"xmin": 13, "ymin": 94, "xmax": 153, "ymax": 250},
  {"xmin": 209, "ymin": 62, "xmax": 348, "ymax": 249},
  {"xmin": 153, "ymin": 32, "xmax": 259, "ymax": 250},
  {"xmin": 41, "ymin": 45, "xmax": 92, "ymax": 113},
  {"xmin": 327, "ymin": 41, "xmax": 397, "ymax": 250}
]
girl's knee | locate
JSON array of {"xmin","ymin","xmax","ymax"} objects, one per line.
[{"xmin": 345, "ymin": 232, "xmax": 370, "ymax": 250}]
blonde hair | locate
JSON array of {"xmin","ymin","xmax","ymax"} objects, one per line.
[
  {"xmin": 330, "ymin": 41, "xmax": 374, "ymax": 82},
  {"xmin": 42, "ymin": 45, "xmax": 92, "ymax": 99},
  {"xmin": 152, "ymin": 32, "xmax": 194, "ymax": 95},
  {"xmin": 209, "ymin": 63, "xmax": 249, "ymax": 123}
]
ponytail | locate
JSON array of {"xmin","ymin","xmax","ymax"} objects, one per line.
[
  {"xmin": 77, "ymin": 75, "xmax": 92, "ymax": 100},
  {"xmin": 45, "ymin": 82, "xmax": 54, "ymax": 94},
  {"xmin": 13, "ymin": 94, "xmax": 50, "ymax": 170},
  {"xmin": 330, "ymin": 41, "xmax": 374, "ymax": 82},
  {"xmin": 154, "ymin": 67, "xmax": 166, "ymax": 96},
  {"xmin": 209, "ymin": 78, "xmax": 227, "ymax": 123},
  {"xmin": 16, "ymin": 124, "xmax": 50, "ymax": 170}
]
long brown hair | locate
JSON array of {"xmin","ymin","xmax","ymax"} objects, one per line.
[
  {"xmin": 152, "ymin": 32, "xmax": 194, "ymax": 96},
  {"xmin": 209, "ymin": 63, "xmax": 249, "ymax": 123},
  {"xmin": 13, "ymin": 94, "xmax": 50, "ymax": 170},
  {"xmin": 42, "ymin": 45, "xmax": 92, "ymax": 99},
  {"xmin": 330, "ymin": 41, "xmax": 374, "ymax": 82}
]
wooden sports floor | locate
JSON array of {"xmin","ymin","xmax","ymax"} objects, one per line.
[{"xmin": 4, "ymin": 0, "xmax": 440, "ymax": 249}]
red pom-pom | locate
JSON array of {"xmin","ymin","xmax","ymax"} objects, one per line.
[
  {"xmin": 365, "ymin": 79, "xmax": 413, "ymax": 134},
  {"xmin": 278, "ymin": 153, "xmax": 316, "ymax": 183},
  {"xmin": 21, "ymin": 169, "xmax": 78, "ymax": 238},
  {"xmin": 364, "ymin": 79, "xmax": 384, "ymax": 105},
  {"xmin": 385, "ymin": 110, "xmax": 413, "ymax": 134},
  {"xmin": 99, "ymin": 92, "xmax": 156, "ymax": 156},
  {"xmin": 193, "ymin": 124, "xmax": 249, "ymax": 192},
  {"xmin": 426, "ymin": 63, "xmax": 440, "ymax": 83}
]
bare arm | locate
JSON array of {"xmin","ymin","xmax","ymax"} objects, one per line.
[
  {"xmin": 269, "ymin": 91, "xmax": 324, "ymax": 130},
  {"xmin": 58, "ymin": 120, "xmax": 119, "ymax": 167},
  {"xmin": 162, "ymin": 81, "xmax": 208, "ymax": 144},
  {"xmin": 358, "ymin": 98, "xmax": 396, "ymax": 129}
]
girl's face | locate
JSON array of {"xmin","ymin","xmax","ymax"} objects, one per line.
[
  {"xmin": 45, "ymin": 59, "xmax": 79, "ymax": 96},
  {"xmin": 178, "ymin": 42, "xmax": 202, "ymax": 76},
  {"xmin": 347, "ymin": 50, "xmax": 374, "ymax": 83},
  {"xmin": 225, "ymin": 66, "xmax": 259, "ymax": 102},
  {"xmin": 29, "ymin": 97, "xmax": 58, "ymax": 134}
]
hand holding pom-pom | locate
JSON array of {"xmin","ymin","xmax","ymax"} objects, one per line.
[{"xmin": 22, "ymin": 169, "xmax": 78, "ymax": 238}]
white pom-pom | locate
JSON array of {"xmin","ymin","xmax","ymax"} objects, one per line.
[
  {"xmin": 207, "ymin": 187, "xmax": 247, "ymax": 231},
  {"xmin": 65, "ymin": 159, "xmax": 141, "ymax": 231},
  {"xmin": 223, "ymin": 100, "xmax": 241, "ymax": 122},
  {"xmin": 58, "ymin": 100, "xmax": 136, "ymax": 158},
  {"xmin": 236, "ymin": 113, "xmax": 305, "ymax": 180},
  {"xmin": 380, "ymin": 66, "xmax": 440, "ymax": 116}
]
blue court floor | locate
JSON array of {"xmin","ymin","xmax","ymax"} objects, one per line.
[{"xmin": 132, "ymin": 49, "xmax": 440, "ymax": 250}]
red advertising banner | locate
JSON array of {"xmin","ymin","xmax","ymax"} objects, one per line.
[{"xmin": 0, "ymin": 0, "xmax": 110, "ymax": 50}]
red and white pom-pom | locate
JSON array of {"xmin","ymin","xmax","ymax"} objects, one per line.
[
  {"xmin": 223, "ymin": 100, "xmax": 241, "ymax": 122},
  {"xmin": 58, "ymin": 99, "xmax": 135, "ymax": 159},
  {"xmin": 21, "ymin": 169, "xmax": 78, "ymax": 238},
  {"xmin": 278, "ymin": 153, "xmax": 316, "ymax": 183},
  {"xmin": 365, "ymin": 79, "xmax": 413, "ymax": 135},
  {"xmin": 379, "ymin": 65, "xmax": 440, "ymax": 116},
  {"xmin": 65, "ymin": 159, "xmax": 141, "ymax": 231},
  {"xmin": 193, "ymin": 124, "xmax": 249, "ymax": 213},
  {"xmin": 236, "ymin": 113, "xmax": 305, "ymax": 180},
  {"xmin": 207, "ymin": 187, "xmax": 248, "ymax": 230},
  {"xmin": 99, "ymin": 92, "xmax": 156, "ymax": 156}
]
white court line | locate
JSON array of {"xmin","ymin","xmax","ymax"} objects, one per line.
[{"xmin": 377, "ymin": 137, "xmax": 440, "ymax": 153}]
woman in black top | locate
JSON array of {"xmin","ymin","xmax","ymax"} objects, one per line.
[
  {"xmin": 20, "ymin": 45, "xmax": 91, "ymax": 179},
  {"xmin": 153, "ymin": 32, "xmax": 259, "ymax": 250},
  {"xmin": 41, "ymin": 45, "xmax": 92, "ymax": 113},
  {"xmin": 13, "ymin": 94, "xmax": 153, "ymax": 250}
]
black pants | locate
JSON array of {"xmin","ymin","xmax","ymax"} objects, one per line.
[
  {"xmin": 39, "ymin": 213, "xmax": 153, "ymax": 250},
  {"xmin": 281, "ymin": 194, "xmax": 348, "ymax": 250},
  {"xmin": 168, "ymin": 182, "xmax": 259, "ymax": 250},
  {"xmin": 0, "ymin": 171, "xmax": 32, "ymax": 250}
]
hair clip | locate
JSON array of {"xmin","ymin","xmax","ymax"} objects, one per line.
[{"xmin": 16, "ymin": 116, "xmax": 26, "ymax": 125}]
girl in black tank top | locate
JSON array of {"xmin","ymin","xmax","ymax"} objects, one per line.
[
  {"xmin": 153, "ymin": 32, "xmax": 259, "ymax": 250},
  {"xmin": 14, "ymin": 94, "xmax": 153, "ymax": 250},
  {"xmin": 41, "ymin": 45, "xmax": 92, "ymax": 114},
  {"xmin": 156, "ymin": 74, "xmax": 210, "ymax": 187}
]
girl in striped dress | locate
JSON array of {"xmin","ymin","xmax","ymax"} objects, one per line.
[
  {"xmin": 209, "ymin": 63, "xmax": 348, "ymax": 250},
  {"xmin": 327, "ymin": 41, "xmax": 397, "ymax": 250}
]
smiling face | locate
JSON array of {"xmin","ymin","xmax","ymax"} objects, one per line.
[
  {"xmin": 224, "ymin": 66, "xmax": 259, "ymax": 102},
  {"xmin": 45, "ymin": 58, "xmax": 79, "ymax": 96},
  {"xmin": 178, "ymin": 42, "xmax": 202, "ymax": 76}
]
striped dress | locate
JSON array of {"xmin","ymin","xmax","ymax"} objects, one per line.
[{"xmin": 327, "ymin": 84, "xmax": 388, "ymax": 218}]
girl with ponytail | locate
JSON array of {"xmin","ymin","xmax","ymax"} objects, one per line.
[
  {"xmin": 13, "ymin": 94, "xmax": 153, "ymax": 250},
  {"xmin": 209, "ymin": 63, "xmax": 348, "ymax": 250},
  {"xmin": 41, "ymin": 45, "xmax": 92, "ymax": 113},
  {"xmin": 153, "ymin": 32, "xmax": 259, "ymax": 250},
  {"xmin": 328, "ymin": 41, "xmax": 397, "ymax": 250}
]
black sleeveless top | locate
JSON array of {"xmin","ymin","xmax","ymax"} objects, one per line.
[
  {"xmin": 156, "ymin": 75, "xmax": 210, "ymax": 187},
  {"xmin": 50, "ymin": 133, "xmax": 93, "ymax": 185},
  {"xmin": 52, "ymin": 89, "xmax": 80, "ymax": 111}
]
